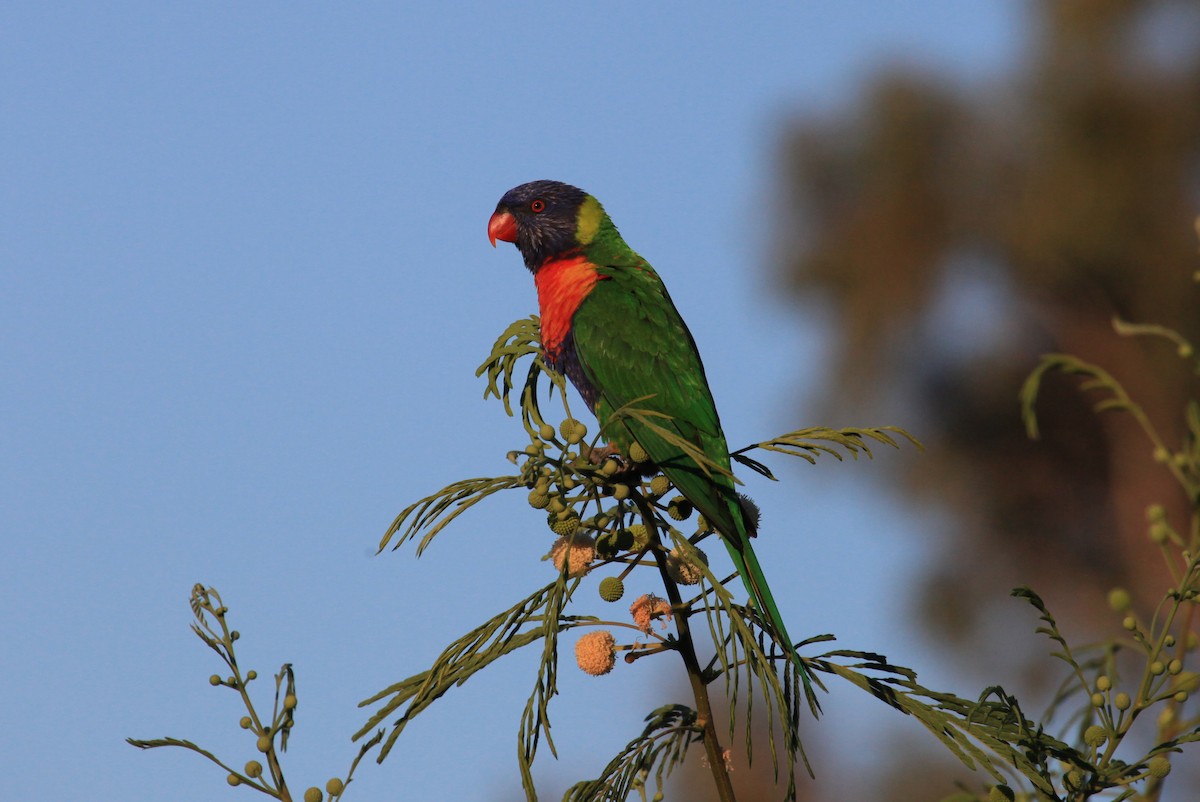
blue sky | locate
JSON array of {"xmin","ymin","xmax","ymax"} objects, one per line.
[{"xmin": 1, "ymin": 3, "xmax": 1022, "ymax": 799}]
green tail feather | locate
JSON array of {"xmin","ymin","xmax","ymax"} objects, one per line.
[{"xmin": 721, "ymin": 521, "xmax": 820, "ymax": 714}]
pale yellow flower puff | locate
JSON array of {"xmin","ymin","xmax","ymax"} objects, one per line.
[
  {"xmin": 574, "ymin": 630, "xmax": 617, "ymax": 676},
  {"xmin": 666, "ymin": 546, "xmax": 708, "ymax": 586},
  {"xmin": 548, "ymin": 533, "xmax": 596, "ymax": 578}
]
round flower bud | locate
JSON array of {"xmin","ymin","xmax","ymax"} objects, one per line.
[
  {"xmin": 613, "ymin": 483, "xmax": 631, "ymax": 500},
  {"xmin": 246, "ymin": 670, "xmax": 257, "ymax": 680},
  {"xmin": 1174, "ymin": 690, "xmax": 1189, "ymax": 703},
  {"xmin": 567, "ymin": 421, "xmax": 588, "ymax": 444},
  {"xmin": 667, "ymin": 496, "xmax": 693, "ymax": 521},
  {"xmin": 528, "ymin": 490, "xmax": 550, "ymax": 509},
  {"xmin": 648, "ymin": 475, "xmax": 670, "ymax": 497},
  {"xmin": 239, "ymin": 716, "xmax": 253, "ymax": 729},
  {"xmin": 1150, "ymin": 661, "xmax": 1165, "ymax": 676},
  {"xmin": 1096, "ymin": 675, "xmax": 1111, "ymax": 692},
  {"xmin": 627, "ymin": 441, "xmax": 650, "ymax": 463},
  {"xmin": 1149, "ymin": 523, "xmax": 1169, "ymax": 544},
  {"xmin": 1168, "ymin": 658, "xmax": 1183, "ymax": 675},
  {"xmin": 1114, "ymin": 692, "xmax": 1131, "ymax": 710},
  {"xmin": 599, "ymin": 576, "xmax": 625, "ymax": 602},
  {"xmin": 550, "ymin": 514, "xmax": 582, "ymax": 537},
  {"xmin": 230, "ymin": 630, "xmax": 240, "ymax": 641},
  {"xmin": 1148, "ymin": 756, "xmax": 1171, "ymax": 778},
  {"xmin": 988, "ymin": 786, "xmax": 1015, "ymax": 802},
  {"xmin": 549, "ymin": 533, "xmax": 596, "ymax": 577},
  {"xmin": 227, "ymin": 774, "xmax": 241, "ymax": 786},
  {"xmin": 1090, "ymin": 692, "xmax": 1105, "ymax": 707},
  {"xmin": 1164, "ymin": 634, "xmax": 1176, "ymax": 647},
  {"xmin": 304, "ymin": 788, "xmax": 324, "ymax": 802},
  {"xmin": 209, "ymin": 674, "xmax": 222, "ymax": 686},
  {"xmin": 613, "ymin": 528, "xmax": 635, "ymax": 550},
  {"xmin": 284, "ymin": 694, "xmax": 298, "ymax": 710},
  {"xmin": 245, "ymin": 760, "xmax": 263, "ymax": 778},
  {"xmin": 574, "ymin": 630, "xmax": 617, "ymax": 676},
  {"xmin": 1153, "ymin": 447, "xmax": 1170, "ymax": 463},
  {"xmin": 1122, "ymin": 616, "xmax": 1137, "ymax": 631},
  {"xmin": 667, "ymin": 546, "xmax": 708, "ymax": 586},
  {"xmin": 628, "ymin": 524, "xmax": 650, "ymax": 550},
  {"xmin": 326, "ymin": 778, "xmax": 345, "ymax": 796},
  {"xmin": 256, "ymin": 735, "xmax": 272, "ymax": 753},
  {"xmin": 595, "ymin": 531, "xmax": 620, "ymax": 558},
  {"xmin": 1083, "ymin": 725, "xmax": 1107, "ymax": 747},
  {"xmin": 601, "ymin": 458, "xmax": 620, "ymax": 477},
  {"xmin": 539, "ymin": 423, "xmax": 556, "ymax": 441},
  {"xmin": 1107, "ymin": 588, "xmax": 1131, "ymax": 612}
]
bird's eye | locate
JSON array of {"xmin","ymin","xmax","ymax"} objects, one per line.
[{"xmin": 530, "ymin": 199, "xmax": 545, "ymax": 213}]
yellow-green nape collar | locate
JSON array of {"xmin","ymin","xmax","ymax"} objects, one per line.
[{"xmin": 575, "ymin": 195, "xmax": 604, "ymax": 245}]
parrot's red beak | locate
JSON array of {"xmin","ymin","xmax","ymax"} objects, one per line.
[{"xmin": 488, "ymin": 210, "xmax": 518, "ymax": 247}]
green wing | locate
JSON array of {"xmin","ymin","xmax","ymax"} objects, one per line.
[{"xmin": 570, "ymin": 267, "xmax": 745, "ymax": 541}]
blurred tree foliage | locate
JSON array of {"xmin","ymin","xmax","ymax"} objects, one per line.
[
  {"xmin": 777, "ymin": 0, "xmax": 1199, "ymax": 648},
  {"xmin": 768, "ymin": 1, "xmax": 1200, "ymax": 798}
]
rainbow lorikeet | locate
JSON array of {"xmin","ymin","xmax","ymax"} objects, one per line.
[{"xmin": 488, "ymin": 180, "xmax": 812, "ymax": 693}]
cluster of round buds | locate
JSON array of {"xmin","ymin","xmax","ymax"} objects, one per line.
[
  {"xmin": 666, "ymin": 545, "xmax": 708, "ymax": 586},
  {"xmin": 549, "ymin": 532, "xmax": 596, "ymax": 577},
  {"xmin": 560, "ymin": 418, "xmax": 588, "ymax": 444},
  {"xmin": 574, "ymin": 630, "xmax": 617, "ymax": 676},
  {"xmin": 289, "ymin": 778, "xmax": 344, "ymax": 801}
]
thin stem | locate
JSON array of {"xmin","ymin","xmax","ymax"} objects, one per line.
[{"xmin": 632, "ymin": 490, "xmax": 737, "ymax": 802}]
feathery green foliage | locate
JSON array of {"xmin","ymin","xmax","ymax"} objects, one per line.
[{"xmin": 129, "ymin": 585, "xmax": 379, "ymax": 801}]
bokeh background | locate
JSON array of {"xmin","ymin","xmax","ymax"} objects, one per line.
[{"xmin": 4, "ymin": 2, "xmax": 1199, "ymax": 800}]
